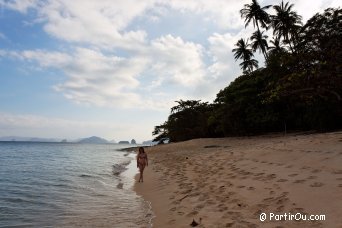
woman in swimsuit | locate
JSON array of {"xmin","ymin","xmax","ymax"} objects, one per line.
[{"xmin": 137, "ymin": 147, "xmax": 148, "ymax": 182}]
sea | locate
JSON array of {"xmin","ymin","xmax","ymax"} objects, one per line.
[{"xmin": 0, "ymin": 142, "xmax": 153, "ymax": 228}]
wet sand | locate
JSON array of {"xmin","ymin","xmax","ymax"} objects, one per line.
[{"xmin": 134, "ymin": 132, "xmax": 342, "ymax": 227}]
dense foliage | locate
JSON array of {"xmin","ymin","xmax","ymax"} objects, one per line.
[{"xmin": 153, "ymin": 5, "xmax": 342, "ymax": 143}]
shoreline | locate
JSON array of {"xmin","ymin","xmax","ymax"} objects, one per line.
[{"xmin": 134, "ymin": 132, "xmax": 342, "ymax": 227}]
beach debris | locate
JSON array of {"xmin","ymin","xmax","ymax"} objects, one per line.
[
  {"xmin": 179, "ymin": 194, "xmax": 189, "ymax": 202},
  {"xmin": 204, "ymin": 145, "xmax": 221, "ymax": 148},
  {"xmin": 190, "ymin": 219, "xmax": 199, "ymax": 227}
]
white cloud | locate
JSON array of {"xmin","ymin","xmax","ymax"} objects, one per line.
[
  {"xmin": 208, "ymin": 33, "xmax": 237, "ymax": 80},
  {"xmin": 37, "ymin": 0, "xmax": 154, "ymax": 49},
  {"xmin": 1, "ymin": 0, "xmax": 339, "ymax": 110},
  {"xmin": 3, "ymin": 48, "xmax": 146, "ymax": 107},
  {"xmin": 149, "ymin": 34, "xmax": 206, "ymax": 86},
  {"xmin": 165, "ymin": 0, "xmax": 249, "ymax": 29},
  {"xmin": 20, "ymin": 49, "xmax": 72, "ymax": 67},
  {"xmin": 0, "ymin": 0, "xmax": 39, "ymax": 13},
  {"xmin": 1, "ymin": 0, "xmax": 249, "ymax": 48},
  {"xmin": 1, "ymin": 32, "xmax": 210, "ymax": 108}
]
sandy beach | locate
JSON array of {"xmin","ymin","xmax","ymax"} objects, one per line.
[{"xmin": 134, "ymin": 132, "xmax": 342, "ymax": 228}]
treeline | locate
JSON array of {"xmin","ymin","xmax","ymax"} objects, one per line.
[{"xmin": 153, "ymin": 3, "xmax": 342, "ymax": 143}]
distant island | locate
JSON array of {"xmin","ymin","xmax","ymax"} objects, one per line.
[
  {"xmin": 78, "ymin": 136, "xmax": 108, "ymax": 144},
  {"xmin": 0, "ymin": 135, "xmax": 150, "ymax": 145}
]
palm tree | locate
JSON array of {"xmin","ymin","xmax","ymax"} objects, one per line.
[
  {"xmin": 250, "ymin": 30, "xmax": 269, "ymax": 60},
  {"xmin": 232, "ymin": 38, "xmax": 254, "ymax": 61},
  {"xmin": 240, "ymin": 0, "xmax": 272, "ymax": 33},
  {"xmin": 268, "ymin": 37, "xmax": 286, "ymax": 55},
  {"xmin": 240, "ymin": 59, "xmax": 259, "ymax": 73},
  {"xmin": 270, "ymin": 1, "xmax": 302, "ymax": 53},
  {"xmin": 232, "ymin": 38, "xmax": 258, "ymax": 73}
]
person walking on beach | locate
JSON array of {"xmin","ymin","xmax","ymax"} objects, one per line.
[{"xmin": 137, "ymin": 147, "xmax": 148, "ymax": 182}]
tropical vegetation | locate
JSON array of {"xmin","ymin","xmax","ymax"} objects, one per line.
[{"xmin": 153, "ymin": 3, "xmax": 341, "ymax": 143}]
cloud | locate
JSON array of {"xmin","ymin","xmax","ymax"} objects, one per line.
[
  {"xmin": 149, "ymin": 35, "xmax": 206, "ymax": 87},
  {"xmin": 165, "ymin": 0, "xmax": 248, "ymax": 29},
  {"xmin": 0, "ymin": 0, "xmax": 39, "ymax": 13},
  {"xmin": 1, "ymin": 0, "xmax": 339, "ymax": 110},
  {"xmin": 36, "ymin": 0, "xmax": 154, "ymax": 49},
  {"xmin": 2, "ymin": 0, "xmax": 248, "ymax": 48},
  {"xmin": 2, "ymin": 48, "xmax": 146, "ymax": 107},
  {"xmin": 1, "ymin": 31, "xmax": 211, "ymax": 108}
]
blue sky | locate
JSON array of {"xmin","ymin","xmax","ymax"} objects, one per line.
[{"xmin": 0, "ymin": 0, "xmax": 340, "ymax": 142}]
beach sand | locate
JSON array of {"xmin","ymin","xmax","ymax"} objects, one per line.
[{"xmin": 134, "ymin": 132, "xmax": 342, "ymax": 228}]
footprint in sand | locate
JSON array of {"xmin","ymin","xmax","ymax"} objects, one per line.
[
  {"xmin": 288, "ymin": 173, "xmax": 298, "ymax": 177},
  {"xmin": 293, "ymin": 179, "xmax": 306, "ymax": 184},
  {"xmin": 310, "ymin": 182, "xmax": 324, "ymax": 187},
  {"xmin": 307, "ymin": 176, "xmax": 317, "ymax": 180},
  {"xmin": 247, "ymin": 186, "xmax": 255, "ymax": 191},
  {"xmin": 167, "ymin": 219, "xmax": 176, "ymax": 224},
  {"xmin": 224, "ymin": 222, "xmax": 235, "ymax": 227},
  {"xmin": 205, "ymin": 200, "xmax": 216, "ymax": 205},
  {"xmin": 195, "ymin": 204, "xmax": 205, "ymax": 210},
  {"xmin": 311, "ymin": 169, "xmax": 322, "ymax": 173},
  {"xmin": 290, "ymin": 207, "xmax": 305, "ymax": 213},
  {"xmin": 218, "ymin": 204, "xmax": 228, "ymax": 212},
  {"xmin": 332, "ymin": 170, "xmax": 342, "ymax": 174},
  {"xmin": 276, "ymin": 205, "xmax": 285, "ymax": 212},
  {"xmin": 186, "ymin": 211, "xmax": 198, "ymax": 217},
  {"xmin": 277, "ymin": 179, "xmax": 288, "ymax": 182}
]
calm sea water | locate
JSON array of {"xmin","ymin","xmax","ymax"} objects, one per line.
[{"xmin": 0, "ymin": 142, "xmax": 153, "ymax": 227}]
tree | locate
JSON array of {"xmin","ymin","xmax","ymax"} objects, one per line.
[
  {"xmin": 268, "ymin": 36, "xmax": 286, "ymax": 55},
  {"xmin": 153, "ymin": 7, "xmax": 342, "ymax": 142},
  {"xmin": 240, "ymin": 58, "xmax": 259, "ymax": 74},
  {"xmin": 152, "ymin": 121, "xmax": 169, "ymax": 143},
  {"xmin": 250, "ymin": 30, "xmax": 269, "ymax": 60},
  {"xmin": 153, "ymin": 100, "xmax": 212, "ymax": 142},
  {"xmin": 240, "ymin": 0, "xmax": 272, "ymax": 33},
  {"xmin": 232, "ymin": 38, "xmax": 258, "ymax": 73},
  {"xmin": 270, "ymin": 1, "xmax": 302, "ymax": 53}
]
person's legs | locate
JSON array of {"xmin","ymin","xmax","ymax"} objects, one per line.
[
  {"xmin": 141, "ymin": 167, "xmax": 144, "ymax": 182},
  {"xmin": 138, "ymin": 164, "xmax": 145, "ymax": 182},
  {"xmin": 139, "ymin": 167, "xmax": 143, "ymax": 182}
]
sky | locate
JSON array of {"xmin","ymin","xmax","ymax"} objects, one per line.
[{"xmin": 0, "ymin": 0, "xmax": 340, "ymax": 142}]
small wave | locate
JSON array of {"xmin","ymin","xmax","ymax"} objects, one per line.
[
  {"xmin": 79, "ymin": 174, "xmax": 94, "ymax": 178},
  {"xmin": 145, "ymin": 200, "xmax": 156, "ymax": 227},
  {"xmin": 112, "ymin": 160, "xmax": 131, "ymax": 176}
]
